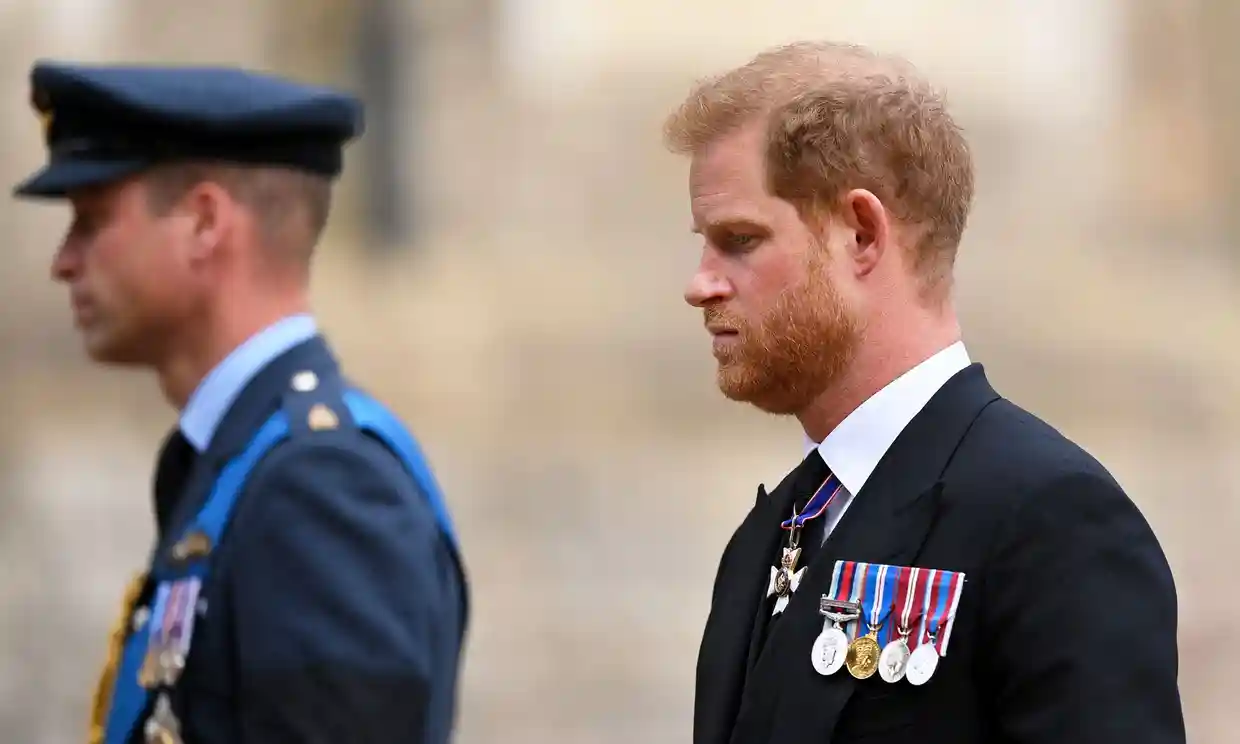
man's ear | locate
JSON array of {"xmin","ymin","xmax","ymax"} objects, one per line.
[
  {"xmin": 180, "ymin": 181, "xmax": 235, "ymax": 263},
  {"xmin": 838, "ymin": 188, "xmax": 890, "ymax": 276}
]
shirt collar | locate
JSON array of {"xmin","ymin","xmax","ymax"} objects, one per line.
[
  {"xmin": 179, "ymin": 314, "xmax": 318, "ymax": 452},
  {"xmin": 806, "ymin": 341, "xmax": 971, "ymax": 495}
]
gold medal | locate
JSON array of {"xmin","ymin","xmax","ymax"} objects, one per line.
[
  {"xmin": 845, "ymin": 630, "xmax": 882, "ymax": 679},
  {"xmin": 846, "ymin": 563, "xmax": 897, "ymax": 680}
]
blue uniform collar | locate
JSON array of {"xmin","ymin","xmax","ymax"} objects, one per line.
[{"xmin": 179, "ymin": 314, "xmax": 318, "ymax": 451}]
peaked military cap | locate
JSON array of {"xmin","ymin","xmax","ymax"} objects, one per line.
[{"xmin": 13, "ymin": 61, "xmax": 365, "ymax": 198}]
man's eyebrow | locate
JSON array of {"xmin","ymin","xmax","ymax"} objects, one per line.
[{"xmin": 692, "ymin": 216, "xmax": 769, "ymax": 234}]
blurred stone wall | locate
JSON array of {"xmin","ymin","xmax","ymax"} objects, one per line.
[
  {"xmin": 1199, "ymin": 0, "xmax": 1240, "ymax": 253},
  {"xmin": 0, "ymin": 2, "xmax": 1235, "ymax": 743}
]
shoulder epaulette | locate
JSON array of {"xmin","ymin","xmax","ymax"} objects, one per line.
[{"xmin": 280, "ymin": 369, "xmax": 356, "ymax": 440}]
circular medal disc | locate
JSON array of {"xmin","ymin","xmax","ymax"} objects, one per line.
[
  {"xmin": 877, "ymin": 639, "xmax": 911, "ymax": 683},
  {"xmin": 845, "ymin": 635, "xmax": 882, "ymax": 679},
  {"xmin": 810, "ymin": 627, "xmax": 850, "ymax": 676},
  {"xmin": 905, "ymin": 643, "xmax": 940, "ymax": 686}
]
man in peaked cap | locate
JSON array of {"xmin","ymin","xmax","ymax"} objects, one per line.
[{"xmin": 13, "ymin": 62, "xmax": 469, "ymax": 744}]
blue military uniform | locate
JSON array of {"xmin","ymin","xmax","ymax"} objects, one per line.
[{"xmin": 12, "ymin": 63, "xmax": 469, "ymax": 743}]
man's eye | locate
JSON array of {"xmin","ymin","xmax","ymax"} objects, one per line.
[
  {"xmin": 69, "ymin": 215, "xmax": 98, "ymax": 237},
  {"xmin": 726, "ymin": 234, "xmax": 758, "ymax": 250}
]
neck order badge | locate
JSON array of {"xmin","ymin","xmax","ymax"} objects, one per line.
[{"xmin": 766, "ymin": 475, "xmax": 843, "ymax": 616}]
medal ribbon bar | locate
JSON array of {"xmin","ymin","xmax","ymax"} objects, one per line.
[{"xmin": 916, "ymin": 568, "xmax": 965, "ymax": 656}]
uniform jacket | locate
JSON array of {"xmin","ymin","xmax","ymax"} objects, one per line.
[
  {"xmin": 131, "ymin": 335, "xmax": 468, "ymax": 743},
  {"xmin": 693, "ymin": 364, "xmax": 1184, "ymax": 744}
]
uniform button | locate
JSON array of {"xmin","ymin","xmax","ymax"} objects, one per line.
[
  {"xmin": 131, "ymin": 607, "xmax": 150, "ymax": 632},
  {"xmin": 291, "ymin": 370, "xmax": 319, "ymax": 391}
]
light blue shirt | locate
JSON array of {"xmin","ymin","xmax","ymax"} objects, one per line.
[{"xmin": 179, "ymin": 314, "xmax": 319, "ymax": 451}]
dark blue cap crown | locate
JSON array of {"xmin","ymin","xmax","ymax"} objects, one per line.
[{"xmin": 13, "ymin": 61, "xmax": 365, "ymax": 198}]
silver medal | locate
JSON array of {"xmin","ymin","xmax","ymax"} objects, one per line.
[
  {"xmin": 905, "ymin": 642, "xmax": 940, "ymax": 686},
  {"xmin": 811, "ymin": 626, "xmax": 850, "ymax": 676},
  {"xmin": 811, "ymin": 595, "xmax": 861, "ymax": 676},
  {"xmin": 878, "ymin": 638, "xmax": 911, "ymax": 683}
]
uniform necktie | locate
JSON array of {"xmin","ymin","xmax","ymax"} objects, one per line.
[
  {"xmin": 153, "ymin": 429, "xmax": 198, "ymax": 535},
  {"xmin": 90, "ymin": 429, "xmax": 196, "ymax": 743}
]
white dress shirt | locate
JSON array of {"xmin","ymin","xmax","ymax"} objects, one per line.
[{"xmin": 803, "ymin": 341, "xmax": 972, "ymax": 543}]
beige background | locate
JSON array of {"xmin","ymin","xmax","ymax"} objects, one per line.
[{"xmin": 0, "ymin": 1, "xmax": 1236, "ymax": 742}]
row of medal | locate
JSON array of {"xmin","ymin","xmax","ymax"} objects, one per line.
[
  {"xmin": 138, "ymin": 576, "xmax": 204, "ymax": 744},
  {"xmin": 809, "ymin": 561, "xmax": 964, "ymax": 685}
]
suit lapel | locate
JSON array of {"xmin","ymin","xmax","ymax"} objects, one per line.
[
  {"xmin": 694, "ymin": 472, "xmax": 802, "ymax": 744},
  {"xmin": 744, "ymin": 477, "xmax": 807, "ymax": 673},
  {"xmin": 153, "ymin": 336, "xmax": 341, "ymax": 556},
  {"xmin": 729, "ymin": 364, "xmax": 1000, "ymax": 744}
]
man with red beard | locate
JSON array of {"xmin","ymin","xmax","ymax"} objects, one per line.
[{"xmin": 665, "ymin": 42, "xmax": 1184, "ymax": 744}]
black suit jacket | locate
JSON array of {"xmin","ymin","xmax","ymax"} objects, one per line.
[{"xmin": 694, "ymin": 364, "xmax": 1184, "ymax": 744}]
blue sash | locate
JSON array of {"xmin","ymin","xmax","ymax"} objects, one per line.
[{"xmin": 100, "ymin": 390, "xmax": 457, "ymax": 744}]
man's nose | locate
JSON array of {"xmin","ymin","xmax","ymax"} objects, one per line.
[
  {"xmin": 50, "ymin": 241, "xmax": 80, "ymax": 283},
  {"xmin": 684, "ymin": 268, "xmax": 732, "ymax": 308}
]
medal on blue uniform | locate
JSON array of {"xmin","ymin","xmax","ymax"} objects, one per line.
[
  {"xmin": 766, "ymin": 474, "xmax": 842, "ymax": 615},
  {"xmin": 137, "ymin": 583, "xmax": 170, "ymax": 689},
  {"xmin": 138, "ymin": 577, "xmax": 201, "ymax": 743},
  {"xmin": 159, "ymin": 577, "xmax": 201, "ymax": 687},
  {"xmin": 137, "ymin": 578, "xmax": 201, "ymax": 689}
]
